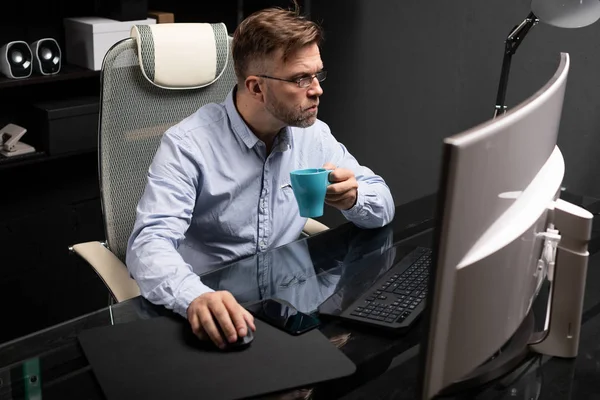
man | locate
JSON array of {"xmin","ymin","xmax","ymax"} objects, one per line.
[{"xmin": 126, "ymin": 5, "xmax": 395, "ymax": 349}]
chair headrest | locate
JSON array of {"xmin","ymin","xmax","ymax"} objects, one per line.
[{"xmin": 130, "ymin": 23, "xmax": 229, "ymax": 90}]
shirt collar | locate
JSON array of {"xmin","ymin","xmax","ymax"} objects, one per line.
[
  {"xmin": 224, "ymin": 86, "xmax": 293, "ymax": 152},
  {"xmin": 224, "ymin": 86, "xmax": 259, "ymax": 149},
  {"xmin": 273, "ymin": 126, "xmax": 292, "ymax": 153}
]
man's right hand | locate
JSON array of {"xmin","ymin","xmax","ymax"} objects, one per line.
[{"xmin": 186, "ymin": 291, "xmax": 256, "ymax": 349}]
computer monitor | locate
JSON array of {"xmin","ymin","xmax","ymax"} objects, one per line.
[{"xmin": 418, "ymin": 52, "xmax": 593, "ymax": 399}]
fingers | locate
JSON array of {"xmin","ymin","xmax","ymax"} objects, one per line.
[
  {"xmin": 189, "ymin": 310, "xmax": 202, "ymax": 337},
  {"xmin": 198, "ymin": 305, "xmax": 226, "ymax": 348},
  {"xmin": 325, "ymin": 176, "xmax": 358, "ymax": 210},
  {"xmin": 223, "ymin": 294, "xmax": 248, "ymax": 337},
  {"xmin": 195, "ymin": 325, "xmax": 208, "ymax": 340},
  {"xmin": 244, "ymin": 310, "xmax": 256, "ymax": 331},
  {"xmin": 326, "ymin": 191, "xmax": 355, "ymax": 203},
  {"xmin": 322, "ymin": 162, "xmax": 336, "ymax": 170},
  {"xmin": 209, "ymin": 300, "xmax": 238, "ymax": 344},
  {"xmin": 327, "ymin": 168, "xmax": 354, "ymax": 183},
  {"xmin": 326, "ymin": 179, "xmax": 358, "ymax": 196}
]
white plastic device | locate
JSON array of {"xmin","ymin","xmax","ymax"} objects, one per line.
[{"xmin": 0, "ymin": 123, "xmax": 35, "ymax": 157}]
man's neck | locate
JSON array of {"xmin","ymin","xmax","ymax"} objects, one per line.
[{"xmin": 234, "ymin": 87, "xmax": 284, "ymax": 152}]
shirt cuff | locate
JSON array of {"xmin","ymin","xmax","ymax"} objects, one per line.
[{"xmin": 174, "ymin": 277, "xmax": 215, "ymax": 318}]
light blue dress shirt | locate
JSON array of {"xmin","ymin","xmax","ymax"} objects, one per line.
[{"xmin": 126, "ymin": 87, "xmax": 395, "ymax": 317}]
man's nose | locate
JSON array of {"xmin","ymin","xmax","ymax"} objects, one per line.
[{"xmin": 307, "ymin": 77, "xmax": 323, "ymax": 97}]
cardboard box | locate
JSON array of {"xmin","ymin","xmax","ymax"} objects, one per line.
[
  {"xmin": 64, "ymin": 16, "xmax": 156, "ymax": 71},
  {"xmin": 30, "ymin": 97, "xmax": 99, "ymax": 156},
  {"xmin": 147, "ymin": 10, "xmax": 175, "ymax": 24}
]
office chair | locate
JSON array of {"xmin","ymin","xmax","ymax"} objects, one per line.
[{"xmin": 70, "ymin": 23, "xmax": 329, "ymax": 304}]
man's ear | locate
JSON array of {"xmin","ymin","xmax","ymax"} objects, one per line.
[{"xmin": 245, "ymin": 76, "xmax": 265, "ymax": 103}]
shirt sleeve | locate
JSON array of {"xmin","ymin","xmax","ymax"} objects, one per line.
[
  {"xmin": 126, "ymin": 126, "xmax": 213, "ymax": 318},
  {"xmin": 318, "ymin": 124, "xmax": 395, "ymax": 228}
]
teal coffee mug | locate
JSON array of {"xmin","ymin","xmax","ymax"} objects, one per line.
[{"xmin": 289, "ymin": 168, "xmax": 332, "ymax": 218}]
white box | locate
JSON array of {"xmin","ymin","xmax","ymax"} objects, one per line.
[{"xmin": 64, "ymin": 17, "xmax": 156, "ymax": 71}]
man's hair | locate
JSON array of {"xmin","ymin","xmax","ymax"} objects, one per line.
[{"xmin": 232, "ymin": 3, "xmax": 323, "ymax": 83}]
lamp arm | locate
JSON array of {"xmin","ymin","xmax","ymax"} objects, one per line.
[{"xmin": 494, "ymin": 11, "xmax": 540, "ymax": 118}]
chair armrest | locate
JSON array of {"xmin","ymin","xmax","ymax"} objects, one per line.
[
  {"xmin": 71, "ymin": 241, "xmax": 140, "ymax": 303},
  {"xmin": 303, "ymin": 218, "xmax": 329, "ymax": 236}
]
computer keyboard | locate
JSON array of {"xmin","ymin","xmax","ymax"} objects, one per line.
[{"xmin": 339, "ymin": 247, "xmax": 432, "ymax": 331}]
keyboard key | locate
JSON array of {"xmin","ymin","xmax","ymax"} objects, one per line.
[
  {"xmin": 384, "ymin": 317, "xmax": 395, "ymax": 323},
  {"xmin": 366, "ymin": 296, "xmax": 375, "ymax": 301},
  {"xmin": 378, "ymin": 295, "xmax": 387, "ymax": 300}
]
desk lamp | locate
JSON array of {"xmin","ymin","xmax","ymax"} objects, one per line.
[{"xmin": 493, "ymin": 0, "xmax": 600, "ymax": 118}]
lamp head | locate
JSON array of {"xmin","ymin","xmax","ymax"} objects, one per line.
[{"xmin": 531, "ymin": 0, "xmax": 600, "ymax": 28}]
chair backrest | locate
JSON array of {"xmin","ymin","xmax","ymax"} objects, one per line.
[{"xmin": 99, "ymin": 23, "xmax": 236, "ymax": 261}]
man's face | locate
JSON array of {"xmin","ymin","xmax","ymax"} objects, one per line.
[{"xmin": 263, "ymin": 43, "xmax": 324, "ymax": 128}]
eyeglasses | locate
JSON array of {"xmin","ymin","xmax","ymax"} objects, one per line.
[{"xmin": 257, "ymin": 70, "xmax": 327, "ymax": 88}]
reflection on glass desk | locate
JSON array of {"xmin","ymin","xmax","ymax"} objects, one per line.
[{"xmin": 1, "ymin": 194, "xmax": 600, "ymax": 400}]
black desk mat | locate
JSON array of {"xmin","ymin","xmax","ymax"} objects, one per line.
[{"xmin": 78, "ymin": 315, "xmax": 356, "ymax": 400}]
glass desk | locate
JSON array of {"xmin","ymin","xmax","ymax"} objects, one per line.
[{"xmin": 1, "ymin": 193, "xmax": 600, "ymax": 400}]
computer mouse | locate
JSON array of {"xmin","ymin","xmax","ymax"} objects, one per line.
[{"xmin": 216, "ymin": 321, "xmax": 254, "ymax": 350}]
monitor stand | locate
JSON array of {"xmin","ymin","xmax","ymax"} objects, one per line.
[
  {"xmin": 437, "ymin": 309, "xmax": 536, "ymax": 397},
  {"xmin": 436, "ymin": 198, "xmax": 592, "ymax": 398}
]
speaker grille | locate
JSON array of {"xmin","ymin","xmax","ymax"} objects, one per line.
[
  {"xmin": 7, "ymin": 42, "xmax": 32, "ymax": 78},
  {"xmin": 35, "ymin": 39, "xmax": 61, "ymax": 75}
]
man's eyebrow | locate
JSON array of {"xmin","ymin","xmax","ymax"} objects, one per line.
[{"xmin": 291, "ymin": 65, "xmax": 325, "ymax": 77}]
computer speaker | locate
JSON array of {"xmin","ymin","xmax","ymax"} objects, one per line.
[
  {"xmin": 0, "ymin": 41, "xmax": 33, "ymax": 79},
  {"xmin": 30, "ymin": 38, "xmax": 61, "ymax": 76}
]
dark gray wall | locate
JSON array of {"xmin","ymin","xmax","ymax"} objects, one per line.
[{"xmin": 310, "ymin": 0, "xmax": 600, "ymax": 228}]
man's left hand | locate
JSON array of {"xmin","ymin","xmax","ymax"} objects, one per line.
[{"xmin": 323, "ymin": 163, "xmax": 358, "ymax": 211}]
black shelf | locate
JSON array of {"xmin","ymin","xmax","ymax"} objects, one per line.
[
  {"xmin": 0, "ymin": 151, "xmax": 47, "ymax": 169},
  {"xmin": 0, "ymin": 149, "xmax": 96, "ymax": 171},
  {"xmin": 0, "ymin": 64, "xmax": 100, "ymax": 90}
]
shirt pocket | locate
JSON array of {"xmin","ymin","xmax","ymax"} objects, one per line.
[{"xmin": 277, "ymin": 180, "xmax": 296, "ymax": 206}]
